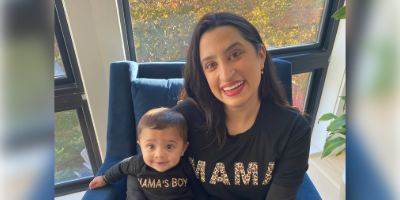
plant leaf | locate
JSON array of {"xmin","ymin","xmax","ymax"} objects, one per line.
[
  {"xmin": 318, "ymin": 113, "xmax": 337, "ymax": 124},
  {"xmin": 343, "ymin": 102, "xmax": 346, "ymax": 112},
  {"xmin": 326, "ymin": 134, "xmax": 334, "ymax": 142},
  {"xmin": 327, "ymin": 114, "xmax": 346, "ymax": 131},
  {"xmin": 321, "ymin": 137, "xmax": 346, "ymax": 159},
  {"xmin": 332, "ymin": 6, "xmax": 346, "ymax": 20},
  {"xmin": 331, "ymin": 128, "xmax": 346, "ymax": 135},
  {"xmin": 341, "ymin": 96, "xmax": 346, "ymax": 111},
  {"xmin": 336, "ymin": 148, "xmax": 346, "ymax": 156}
]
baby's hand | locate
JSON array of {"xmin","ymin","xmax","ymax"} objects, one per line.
[{"xmin": 89, "ymin": 176, "xmax": 107, "ymax": 189}]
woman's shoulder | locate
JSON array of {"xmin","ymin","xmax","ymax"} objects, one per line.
[
  {"xmin": 265, "ymin": 100, "xmax": 311, "ymax": 132},
  {"xmin": 173, "ymin": 99, "xmax": 204, "ymax": 122}
]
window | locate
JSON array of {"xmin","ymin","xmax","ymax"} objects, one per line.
[
  {"xmin": 54, "ymin": 36, "xmax": 66, "ymax": 78},
  {"xmin": 54, "ymin": 0, "xmax": 102, "ymax": 196},
  {"xmin": 126, "ymin": 0, "xmax": 326, "ymax": 62},
  {"xmin": 55, "ymin": 110, "xmax": 94, "ymax": 184},
  {"xmin": 292, "ymin": 72, "xmax": 312, "ymax": 112},
  {"xmin": 121, "ymin": 0, "xmax": 345, "ymax": 127}
]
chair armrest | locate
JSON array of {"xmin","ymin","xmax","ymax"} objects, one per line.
[
  {"xmin": 296, "ymin": 173, "xmax": 322, "ymax": 200},
  {"xmin": 82, "ymin": 156, "xmax": 130, "ymax": 200},
  {"xmin": 106, "ymin": 61, "xmax": 139, "ymax": 158},
  {"xmin": 82, "ymin": 183, "xmax": 118, "ymax": 200}
]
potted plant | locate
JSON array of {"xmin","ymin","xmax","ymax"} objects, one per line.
[{"xmin": 318, "ymin": 96, "xmax": 346, "ymax": 159}]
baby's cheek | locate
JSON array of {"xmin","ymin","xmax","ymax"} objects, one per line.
[
  {"xmin": 142, "ymin": 153, "xmax": 154, "ymax": 166},
  {"xmin": 170, "ymin": 155, "xmax": 181, "ymax": 165}
]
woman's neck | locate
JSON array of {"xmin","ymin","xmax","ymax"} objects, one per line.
[{"xmin": 224, "ymin": 96, "xmax": 261, "ymax": 136}]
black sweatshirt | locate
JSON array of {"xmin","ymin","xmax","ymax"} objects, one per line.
[
  {"xmin": 174, "ymin": 98, "xmax": 311, "ymax": 200},
  {"xmin": 104, "ymin": 154, "xmax": 208, "ymax": 200},
  {"xmin": 126, "ymin": 98, "xmax": 311, "ymax": 200}
]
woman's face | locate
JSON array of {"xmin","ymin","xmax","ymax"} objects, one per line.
[{"xmin": 199, "ymin": 26, "xmax": 266, "ymax": 109}]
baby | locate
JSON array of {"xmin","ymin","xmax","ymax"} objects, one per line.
[{"xmin": 89, "ymin": 107, "xmax": 207, "ymax": 200}]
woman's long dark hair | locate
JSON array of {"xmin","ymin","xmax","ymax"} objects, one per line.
[{"xmin": 180, "ymin": 12, "xmax": 301, "ymax": 149}]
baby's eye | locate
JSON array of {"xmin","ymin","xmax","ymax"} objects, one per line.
[
  {"xmin": 165, "ymin": 145, "xmax": 174, "ymax": 150},
  {"xmin": 147, "ymin": 145, "xmax": 155, "ymax": 149},
  {"xmin": 229, "ymin": 52, "xmax": 241, "ymax": 59}
]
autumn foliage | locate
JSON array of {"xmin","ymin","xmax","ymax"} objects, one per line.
[{"xmin": 129, "ymin": 0, "xmax": 324, "ymax": 62}]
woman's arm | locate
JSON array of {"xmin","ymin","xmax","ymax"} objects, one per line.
[
  {"xmin": 266, "ymin": 124, "xmax": 312, "ymax": 199},
  {"xmin": 265, "ymin": 183, "xmax": 300, "ymax": 200}
]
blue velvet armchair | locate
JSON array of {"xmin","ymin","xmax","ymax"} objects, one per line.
[{"xmin": 82, "ymin": 59, "xmax": 321, "ymax": 200}]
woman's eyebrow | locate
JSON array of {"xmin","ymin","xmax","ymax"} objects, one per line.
[
  {"xmin": 223, "ymin": 42, "xmax": 244, "ymax": 54},
  {"xmin": 200, "ymin": 42, "xmax": 244, "ymax": 65},
  {"xmin": 201, "ymin": 55, "xmax": 216, "ymax": 66}
]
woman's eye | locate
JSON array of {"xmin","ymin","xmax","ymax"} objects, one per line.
[
  {"xmin": 205, "ymin": 62, "xmax": 216, "ymax": 69},
  {"xmin": 147, "ymin": 145, "xmax": 155, "ymax": 149},
  {"xmin": 166, "ymin": 145, "xmax": 174, "ymax": 150},
  {"xmin": 229, "ymin": 52, "xmax": 241, "ymax": 59}
]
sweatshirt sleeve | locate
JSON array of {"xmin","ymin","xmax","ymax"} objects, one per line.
[
  {"xmin": 104, "ymin": 155, "xmax": 142, "ymax": 183},
  {"xmin": 271, "ymin": 115, "xmax": 312, "ymax": 187},
  {"xmin": 265, "ymin": 183, "xmax": 300, "ymax": 200}
]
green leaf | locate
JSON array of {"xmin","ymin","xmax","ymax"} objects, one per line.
[
  {"xmin": 336, "ymin": 148, "xmax": 346, "ymax": 156},
  {"xmin": 326, "ymin": 134, "xmax": 333, "ymax": 142},
  {"xmin": 331, "ymin": 128, "xmax": 346, "ymax": 135},
  {"xmin": 341, "ymin": 96, "xmax": 346, "ymax": 112},
  {"xmin": 332, "ymin": 6, "xmax": 346, "ymax": 20},
  {"xmin": 321, "ymin": 137, "xmax": 346, "ymax": 159},
  {"xmin": 327, "ymin": 114, "xmax": 346, "ymax": 131},
  {"xmin": 318, "ymin": 113, "xmax": 337, "ymax": 124}
]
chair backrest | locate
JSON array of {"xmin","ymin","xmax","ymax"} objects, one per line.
[
  {"xmin": 106, "ymin": 59, "xmax": 292, "ymax": 157},
  {"xmin": 133, "ymin": 60, "xmax": 292, "ymax": 99}
]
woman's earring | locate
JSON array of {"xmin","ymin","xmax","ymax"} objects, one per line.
[{"xmin": 261, "ymin": 69, "xmax": 264, "ymax": 74}]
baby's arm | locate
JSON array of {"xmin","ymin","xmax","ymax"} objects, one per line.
[
  {"xmin": 89, "ymin": 155, "xmax": 140, "ymax": 189},
  {"xmin": 89, "ymin": 176, "xmax": 107, "ymax": 189}
]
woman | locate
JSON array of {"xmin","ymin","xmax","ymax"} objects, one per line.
[{"xmin": 128, "ymin": 12, "xmax": 311, "ymax": 200}]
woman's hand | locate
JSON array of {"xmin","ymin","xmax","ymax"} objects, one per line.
[{"xmin": 89, "ymin": 176, "xmax": 107, "ymax": 189}]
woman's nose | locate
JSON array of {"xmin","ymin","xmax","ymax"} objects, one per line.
[{"xmin": 219, "ymin": 61, "xmax": 234, "ymax": 82}]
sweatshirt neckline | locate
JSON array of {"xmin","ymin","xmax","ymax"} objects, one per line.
[{"xmin": 224, "ymin": 98, "xmax": 271, "ymax": 145}]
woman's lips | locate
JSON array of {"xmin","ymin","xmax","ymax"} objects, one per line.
[
  {"xmin": 221, "ymin": 81, "xmax": 245, "ymax": 96},
  {"xmin": 221, "ymin": 80, "xmax": 244, "ymax": 90}
]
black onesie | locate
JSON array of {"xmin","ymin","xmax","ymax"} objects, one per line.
[{"xmin": 105, "ymin": 154, "xmax": 208, "ymax": 200}]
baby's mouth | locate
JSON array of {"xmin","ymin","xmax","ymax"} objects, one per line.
[{"xmin": 155, "ymin": 162, "xmax": 166, "ymax": 166}]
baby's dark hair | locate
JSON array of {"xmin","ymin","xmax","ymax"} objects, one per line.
[{"xmin": 137, "ymin": 107, "xmax": 188, "ymax": 143}]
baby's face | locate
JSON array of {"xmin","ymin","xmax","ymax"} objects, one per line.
[{"xmin": 138, "ymin": 127, "xmax": 188, "ymax": 172}]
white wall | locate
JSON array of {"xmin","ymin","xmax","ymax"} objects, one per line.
[
  {"xmin": 62, "ymin": 0, "xmax": 126, "ymax": 160},
  {"xmin": 310, "ymin": 17, "xmax": 346, "ymax": 154}
]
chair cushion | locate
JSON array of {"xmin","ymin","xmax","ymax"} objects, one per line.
[{"xmin": 131, "ymin": 78, "xmax": 184, "ymax": 153}]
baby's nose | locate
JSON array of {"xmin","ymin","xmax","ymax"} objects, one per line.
[{"xmin": 154, "ymin": 149, "xmax": 166, "ymax": 158}]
